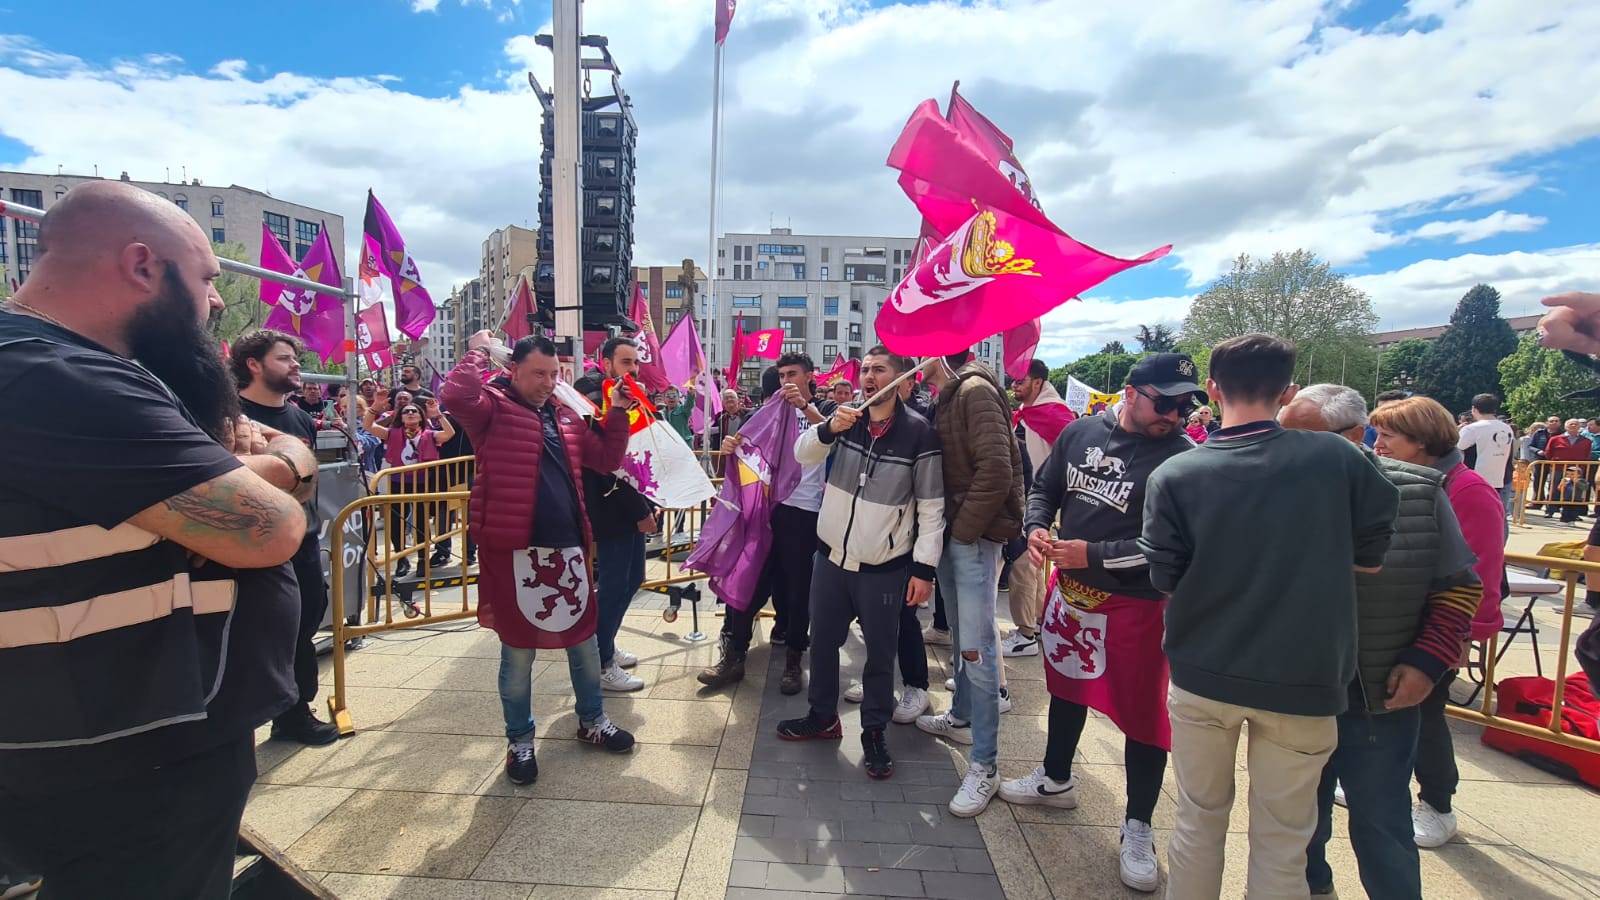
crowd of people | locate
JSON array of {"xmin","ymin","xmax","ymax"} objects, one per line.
[{"xmin": 0, "ymin": 180, "xmax": 1593, "ymax": 899}]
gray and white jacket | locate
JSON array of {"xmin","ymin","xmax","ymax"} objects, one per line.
[{"xmin": 795, "ymin": 398, "xmax": 944, "ymax": 580}]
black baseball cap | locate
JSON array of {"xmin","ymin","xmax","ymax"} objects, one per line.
[{"xmin": 1127, "ymin": 353, "xmax": 1208, "ymax": 402}]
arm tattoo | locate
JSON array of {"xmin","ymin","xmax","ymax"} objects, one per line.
[{"xmin": 163, "ymin": 481, "xmax": 280, "ymax": 544}]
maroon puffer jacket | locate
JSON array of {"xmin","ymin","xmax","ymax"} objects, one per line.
[{"xmin": 440, "ymin": 349, "xmax": 629, "ymax": 552}]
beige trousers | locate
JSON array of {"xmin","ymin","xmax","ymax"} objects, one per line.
[
  {"xmin": 1165, "ymin": 685, "xmax": 1337, "ymax": 900},
  {"xmin": 1007, "ymin": 552, "xmax": 1046, "ymax": 636}
]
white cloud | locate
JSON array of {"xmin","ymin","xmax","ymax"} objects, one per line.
[
  {"xmin": 1036, "ymin": 294, "xmax": 1195, "ymax": 365},
  {"xmin": 0, "ymin": 0, "xmax": 1596, "ymax": 357},
  {"xmin": 1408, "ymin": 210, "xmax": 1547, "ymax": 244},
  {"xmin": 1351, "ymin": 243, "xmax": 1600, "ymax": 331}
]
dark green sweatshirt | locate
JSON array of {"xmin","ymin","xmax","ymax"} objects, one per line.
[{"xmin": 1139, "ymin": 422, "xmax": 1400, "ymax": 717}]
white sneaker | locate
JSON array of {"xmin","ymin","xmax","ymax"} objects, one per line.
[
  {"xmin": 1333, "ymin": 784, "xmax": 1347, "ymax": 808},
  {"xmin": 999, "ymin": 686, "xmax": 1013, "ymax": 714},
  {"xmin": 844, "ymin": 681, "xmax": 864, "ymax": 703},
  {"xmin": 999, "ymin": 766, "xmax": 1077, "ymax": 808},
  {"xmin": 1412, "ymin": 800, "xmax": 1458, "ymax": 848},
  {"xmin": 1119, "ymin": 819, "xmax": 1159, "ymax": 892},
  {"xmin": 945, "ymin": 676, "xmax": 956, "ymax": 691},
  {"xmin": 949, "ymin": 762, "xmax": 999, "ymax": 817},
  {"xmin": 915, "ymin": 711, "xmax": 973, "ymax": 745},
  {"xmin": 612, "ymin": 647, "xmax": 638, "ymax": 669},
  {"xmin": 923, "ymin": 626, "xmax": 952, "ymax": 646},
  {"xmin": 1001, "ymin": 628, "xmax": 1039, "ymax": 657},
  {"xmin": 894, "ymin": 687, "xmax": 931, "ymax": 723},
  {"xmin": 600, "ymin": 664, "xmax": 644, "ymax": 692}
]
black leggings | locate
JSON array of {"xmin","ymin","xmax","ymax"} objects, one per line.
[{"xmin": 1043, "ymin": 696, "xmax": 1166, "ymax": 824}]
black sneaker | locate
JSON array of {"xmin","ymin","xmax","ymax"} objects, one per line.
[
  {"xmin": 465, "ymin": 551, "xmax": 477, "ymax": 567},
  {"xmin": 271, "ymin": 705, "xmax": 340, "ymax": 746},
  {"xmin": 862, "ymin": 728, "xmax": 893, "ymax": 779},
  {"xmin": 776, "ymin": 711, "xmax": 843, "ymax": 741},
  {"xmin": 429, "ymin": 549, "xmax": 452, "ymax": 568},
  {"xmin": 770, "ymin": 624, "xmax": 787, "ymax": 645},
  {"xmin": 577, "ymin": 716, "xmax": 636, "ymax": 753},
  {"xmin": 395, "ymin": 557, "xmax": 412, "ymax": 578},
  {"xmin": 505, "ymin": 739, "xmax": 538, "ymax": 784}
]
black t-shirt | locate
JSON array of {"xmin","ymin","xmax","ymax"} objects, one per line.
[
  {"xmin": 241, "ymin": 396, "xmax": 321, "ymax": 531},
  {"xmin": 0, "ymin": 312, "xmax": 298, "ymax": 787},
  {"xmin": 531, "ymin": 403, "xmax": 584, "ymax": 548}
]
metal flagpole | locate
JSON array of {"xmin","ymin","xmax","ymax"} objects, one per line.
[
  {"xmin": 701, "ymin": 37, "xmax": 724, "ymax": 452},
  {"xmin": 551, "ymin": 0, "xmax": 584, "ymax": 364}
]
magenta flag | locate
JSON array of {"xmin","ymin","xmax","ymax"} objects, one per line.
[
  {"xmin": 1015, "ymin": 402, "xmax": 1076, "ymax": 448},
  {"xmin": 740, "ymin": 328, "xmax": 784, "ymax": 360},
  {"xmin": 877, "ymin": 207, "xmax": 1169, "ymax": 356},
  {"xmin": 630, "ymin": 282, "xmax": 669, "ymax": 393},
  {"xmin": 1002, "ymin": 318, "xmax": 1042, "ymax": 380},
  {"xmin": 683, "ymin": 397, "xmax": 801, "ymax": 610},
  {"xmin": 364, "ymin": 191, "xmax": 437, "ymax": 340},
  {"xmin": 503, "ymin": 275, "xmax": 536, "ymax": 343},
  {"xmin": 260, "ymin": 224, "xmax": 345, "ymax": 361},
  {"xmin": 819, "ymin": 354, "xmax": 859, "ymax": 389},
  {"xmin": 714, "ymin": 0, "xmax": 736, "ymax": 45},
  {"xmin": 659, "ymin": 314, "xmax": 721, "ymax": 433},
  {"xmin": 355, "ymin": 303, "xmax": 394, "ymax": 372}
]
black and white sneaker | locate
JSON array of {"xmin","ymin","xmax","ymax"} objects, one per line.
[
  {"xmin": 862, "ymin": 728, "xmax": 893, "ymax": 779},
  {"xmin": 505, "ymin": 739, "xmax": 538, "ymax": 784},
  {"xmin": 577, "ymin": 716, "xmax": 636, "ymax": 753},
  {"xmin": 776, "ymin": 711, "xmax": 843, "ymax": 741},
  {"xmin": 999, "ymin": 766, "xmax": 1078, "ymax": 808}
]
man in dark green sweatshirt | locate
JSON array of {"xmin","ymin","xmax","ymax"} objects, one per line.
[{"xmin": 1139, "ymin": 334, "xmax": 1400, "ymax": 900}]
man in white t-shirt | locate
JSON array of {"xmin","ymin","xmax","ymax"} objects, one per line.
[{"xmin": 1458, "ymin": 392, "xmax": 1516, "ymax": 512}]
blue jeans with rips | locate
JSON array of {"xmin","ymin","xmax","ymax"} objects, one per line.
[
  {"xmin": 939, "ymin": 537, "xmax": 1003, "ymax": 769},
  {"xmin": 498, "ymin": 637, "xmax": 604, "ymax": 742},
  {"xmin": 1306, "ymin": 703, "xmax": 1422, "ymax": 899},
  {"xmin": 594, "ymin": 532, "xmax": 646, "ymax": 669}
]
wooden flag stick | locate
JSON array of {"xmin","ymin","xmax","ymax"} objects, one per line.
[{"xmin": 853, "ymin": 356, "xmax": 941, "ymax": 410}]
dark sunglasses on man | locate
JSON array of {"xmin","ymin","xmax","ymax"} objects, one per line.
[{"xmin": 1133, "ymin": 386, "xmax": 1199, "ymax": 418}]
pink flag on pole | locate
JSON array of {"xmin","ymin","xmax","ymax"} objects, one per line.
[
  {"xmin": 355, "ymin": 303, "xmax": 394, "ymax": 372},
  {"xmin": 660, "ymin": 315, "xmax": 721, "ymax": 433},
  {"xmin": 714, "ymin": 0, "xmax": 737, "ymax": 45},
  {"xmin": 876, "ymin": 207, "xmax": 1168, "ymax": 356},
  {"xmin": 727, "ymin": 317, "xmax": 746, "ymax": 384},
  {"xmin": 740, "ymin": 328, "xmax": 785, "ymax": 360},
  {"xmin": 629, "ymin": 282, "xmax": 669, "ymax": 393},
  {"xmin": 819, "ymin": 354, "xmax": 860, "ymax": 389},
  {"xmin": 259, "ymin": 224, "xmax": 345, "ymax": 361},
  {"xmin": 1002, "ymin": 318, "xmax": 1043, "ymax": 380},
  {"xmin": 364, "ymin": 191, "xmax": 437, "ymax": 339},
  {"xmin": 503, "ymin": 275, "xmax": 536, "ymax": 343}
]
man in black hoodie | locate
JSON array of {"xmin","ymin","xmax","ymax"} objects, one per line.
[{"xmin": 574, "ymin": 337, "xmax": 655, "ymax": 693}]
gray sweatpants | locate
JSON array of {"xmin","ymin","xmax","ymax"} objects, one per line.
[{"xmin": 808, "ymin": 554, "xmax": 908, "ymax": 731}]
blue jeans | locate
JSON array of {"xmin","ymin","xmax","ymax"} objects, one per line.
[
  {"xmin": 1306, "ymin": 705, "xmax": 1422, "ymax": 899},
  {"xmin": 938, "ymin": 537, "xmax": 1002, "ymax": 768},
  {"xmin": 594, "ymin": 532, "xmax": 646, "ymax": 668},
  {"xmin": 498, "ymin": 638, "xmax": 604, "ymax": 741}
]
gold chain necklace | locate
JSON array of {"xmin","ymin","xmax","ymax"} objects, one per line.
[{"xmin": 3, "ymin": 300, "xmax": 70, "ymax": 331}]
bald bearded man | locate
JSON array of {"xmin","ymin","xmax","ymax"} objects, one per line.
[{"xmin": 0, "ymin": 182, "xmax": 314, "ymax": 898}]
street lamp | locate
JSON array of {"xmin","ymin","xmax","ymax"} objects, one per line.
[{"xmin": 1392, "ymin": 370, "xmax": 1413, "ymax": 392}]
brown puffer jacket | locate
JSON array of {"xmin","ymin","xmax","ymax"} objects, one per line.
[{"xmin": 934, "ymin": 362, "xmax": 1024, "ymax": 543}]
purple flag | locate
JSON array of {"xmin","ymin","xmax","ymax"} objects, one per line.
[
  {"xmin": 683, "ymin": 398, "xmax": 801, "ymax": 610},
  {"xmin": 659, "ymin": 314, "xmax": 723, "ymax": 428},
  {"xmin": 259, "ymin": 223, "xmax": 345, "ymax": 361},
  {"xmin": 364, "ymin": 190, "xmax": 437, "ymax": 340}
]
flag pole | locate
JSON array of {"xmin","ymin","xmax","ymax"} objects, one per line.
[{"xmin": 701, "ymin": 35, "xmax": 724, "ymax": 452}]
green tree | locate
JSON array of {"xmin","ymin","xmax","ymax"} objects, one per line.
[
  {"xmin": 1100, "ymin": 340, "xmax": 1128, "ymax": 356},
  {"xmin": 1498, "ymin": 334, "xmax": 1594, "ymax": 426},
  {"xmin": 1183, "ymin": 250, "xmax": 1379, "ymax": 398},
  {"xmin": 1134, "ymin": 323, "xmax": 1177, "ymax": 352},
  {"xmin": 1415, "ymin": 284, "xmax": 1517, "ymax": 415},
  {"xmin": 1060, "ymin": 349, "xmax": 1142, "ymax": 393},
  {"xmin": 209, "ymin": 241, "xmax": 267, "ymax": 345},
  {"xmin": 1377, "ymin": 338, "xmax": 1433, "ymax": 393}
]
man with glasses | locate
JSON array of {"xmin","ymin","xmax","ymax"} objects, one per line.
[{"xmin": 1000, "ymin": 353, "xmax": 1201, "ymax": 892}]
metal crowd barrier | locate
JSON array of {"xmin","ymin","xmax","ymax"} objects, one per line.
[
  {"xmin": 325, "ymin": 450, "xmax": 726, "ymax": 735},
  {"xmin": 1445, "ymin": 550, "xmax": 1600, "ymax": 757},
  {"xmin": 1514, "ymin": 459, "xmax": 1600, "ymax": 527}
]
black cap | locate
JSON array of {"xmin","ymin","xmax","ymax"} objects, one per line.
[{"xmin": 1127, "ymin": 353, "xmax": 1208, "ymax": 401}]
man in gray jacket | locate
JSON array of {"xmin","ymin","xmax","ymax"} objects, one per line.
[
  {"xmin": 1279, "ymin": 384, "xmax": 1481, "ymax": 900},
  {"xmin": 775, "ymin": 347, "xmax": 943, "ymax": 782}
]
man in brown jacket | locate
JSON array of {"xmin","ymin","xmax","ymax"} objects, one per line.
[{"xmin": 915, "ymin": 351, "xmax": 1025, "ymax": 817}]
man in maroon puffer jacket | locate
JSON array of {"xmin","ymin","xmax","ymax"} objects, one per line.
[{"xmin": 443, "ymin": 331, "xmax": 638, "ymax": 785}]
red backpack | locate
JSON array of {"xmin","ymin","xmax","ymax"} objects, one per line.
[{"xmin": 1482, "ymin": 674, "xmax": 1600, "ymax": 789}]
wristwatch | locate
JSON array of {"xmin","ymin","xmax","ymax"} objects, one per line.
[{"xmin": 269, "ymin": 450, "xmax": 315, "ymax": 488}]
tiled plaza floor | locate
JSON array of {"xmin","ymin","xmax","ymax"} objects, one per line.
[{"xmin": 242, "ymin": 522, "xmax": 1600, "ymax": 898}]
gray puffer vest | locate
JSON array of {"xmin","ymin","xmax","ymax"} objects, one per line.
[{"xmin": 1350, "ymin": 451, "xmax": 1444, "ymax": 714}]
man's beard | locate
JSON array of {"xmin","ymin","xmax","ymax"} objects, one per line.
[{"xmin": 128, "ymin": 262, "xmax": 240, "ymax": 441}]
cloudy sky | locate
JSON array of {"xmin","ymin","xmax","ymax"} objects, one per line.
[{"xmin": 2, "ymin": 0, "xmax": 1596, "ymax": 362}]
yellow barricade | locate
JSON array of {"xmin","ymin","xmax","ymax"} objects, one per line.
[
  {"xmin": 1446, "ymin": 550, "xmax": 1600, "ymax": 757},
  {"xmin": 1518, "ymin": 459, "xmax": 1600, "ymax": 527}
]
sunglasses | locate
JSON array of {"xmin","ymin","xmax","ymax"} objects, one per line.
[{"xmin": 1133, "ymin": 386, "xmax": 1198, "ymax": 418}]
